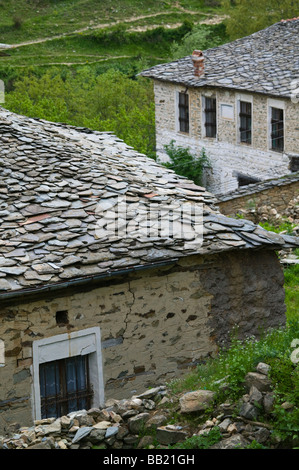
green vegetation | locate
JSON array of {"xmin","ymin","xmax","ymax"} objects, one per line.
[
  {"xmin": 165, "ymin": 218, "xmax": 298, "ymax": 447},
  {"xmin": 162, "ymin": 140, "xmax": 211, "ymax": 186},
  {"xmin": 284, "ymin": 264, "xmax": 299, "ymax": 323},
  {"xmin": 3, "ymin": 67, "xmax": 156, "ymax": 157},
  {"xmin": 170, "ymin": 23, "xmax": 226, "ymax": 58},
  {"xmin": 0, "ymin": 1, "xmax": 228, "ymax": 160},
  {"xmin": 259, "ymin": 220, "xmax": 297, "ymax": 235},
  {"xmin": 170, "ymin": 426, "xmax": 222, "ymax": 449},
  {"xmin": 0, "ymin": 22, "xmax": 196, "ymax": 69},
  {"xmin": 0, "ymin": 0, "xmax": 222, "ymax": 44},
  {"xmin": 0, "ymin": 0, "xmax": 186, "ymax": 43},
  {"xmin": 222, "ymin": 0, "xmax": 299, "ymax": 39},
  {"xmin": 259, "ymin": 221, "xmax": 299, "ymax": 323},
  {"xmin": 167, "ymin": 319, "xmax": 299, "ymax": 447}
]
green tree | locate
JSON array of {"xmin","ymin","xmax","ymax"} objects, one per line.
[
  {"xmin": 222, "ymin": 0, "xmax": 299, "ymax": 40},
  {"xmin": 162, "ymin": 140, "xmax": 211, "ymax": 186},
  {"xmin": 4, "ymin": 67, "xmax": 156, "ymax": 157},
  {"xmin": 170, "ymin": 24, "xmax": 224, "ymax": 59}
]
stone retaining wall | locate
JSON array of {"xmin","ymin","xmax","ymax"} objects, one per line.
[{"xmin": 217, "ymin": 172, "xmax": 299, "ymax": 218}]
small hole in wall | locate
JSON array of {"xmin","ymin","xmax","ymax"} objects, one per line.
[
  {"xmin": 56, "ymin": 310, "xmax": 69, "ymax": 325},
  {"xmin": 166, "ymin": 312, "xmax": 175, "ymax": 319}
]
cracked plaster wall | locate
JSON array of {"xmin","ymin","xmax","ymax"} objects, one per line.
[{"xmin": 0, "ymin": 249, "xmax": 286, "ymax": 431}]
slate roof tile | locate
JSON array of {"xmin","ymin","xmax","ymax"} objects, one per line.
[
  {"xmin": 0, "ymin": 107, "xmax": 298, "ymax": 296},
  {"xmin": 140, "ymin": 19, "xmax": 299, "ymax": 98}
]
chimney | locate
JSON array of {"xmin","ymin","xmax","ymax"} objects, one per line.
[{"xmin": 192, "ymin": 50, "xmax": 204, "ymax": 77}]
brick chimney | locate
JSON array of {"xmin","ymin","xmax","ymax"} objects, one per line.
[{"xmin": 191, "ymin": 50, "xmax": 204, "ymax": 77}]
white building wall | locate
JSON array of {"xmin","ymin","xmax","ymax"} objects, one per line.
[{"xmin": 154, "ymin": 81, "xmax": 298, "ymax": 195}]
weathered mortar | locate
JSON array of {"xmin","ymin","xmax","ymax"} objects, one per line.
[{"xmin": 0, "ymin": 250, "xmax": 286, "ymax": 432}]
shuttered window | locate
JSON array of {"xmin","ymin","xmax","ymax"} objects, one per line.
[
  {"xmin": 271, "ymin": 107, "xmax": 284, "ymax": 152},
  {"xmin": 204, "ymin": 97, "xmax": 216, "ymax": 138},
  {"xmin": 178, "ymin": 92, "xmax": 189, "ymax": 133},
  {"xmin": 40, "ymin": 355, "xmax": 93, "ymax": 419},
  {"xmin": 239, "ymin": 101, "xmax": 252, "ymax": 144}
]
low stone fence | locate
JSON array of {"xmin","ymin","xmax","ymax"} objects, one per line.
[{"xmin": 216, "ymin": 172, "xmax": 299, "ymax": 219}]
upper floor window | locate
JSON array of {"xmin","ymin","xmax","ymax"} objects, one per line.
[
  {"xmin": 178, "ymin": 92, "xmax": 189, "ymax": 133},
  {"xmin": 270, "ymin": 106, "xmax": 284, "ymax": 152},
  {"xmin": 239, "ymin": 101, "xmax": 252, "ymax": 144},
  {"xmin": 203, "ymin": 96, "xmax": 216, "ymax": 138}
]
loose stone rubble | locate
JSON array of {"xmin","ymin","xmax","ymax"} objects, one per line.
[
  {"xmin": 232, "ymin": 195, "xmax": 299, "ymax": 265},
  {"xmin": 0, "ymin": 363, "xmax": 294, "ymax": 449}
]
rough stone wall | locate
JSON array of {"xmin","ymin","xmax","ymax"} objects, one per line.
[
  {"xmin": 0, "ymin": 250, "xmax": 286, "ymax": 432},
  {"xmin": 217, "ymin": 174, "xmax": 299, "ymax": 218},
  {"xmin": 202, "ymin": 250, "xmax": 286, "ymax": 349},
  {"xmin": 154, "ymin": 80, "xmax": 298, "ymax": 194}
]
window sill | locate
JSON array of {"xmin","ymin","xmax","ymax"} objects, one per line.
[
  {"xmin": 177, "ymin": 131, "xmax": 190, "ymax": 136},
  {"xmin": 238, "ymin": 141, "xmax": 252, "ymax": 147}
]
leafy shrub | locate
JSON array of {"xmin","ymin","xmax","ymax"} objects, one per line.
[
  {"xmin": 4, "ymin": 67, "xmax": 156, "ymax": 158},
  {"xmin": 162, "ymin": 140, "xmax": 211, "ymax": 186},
  {"xmin": 12, "ymin": 16, "xmax": 23, "ymax": 29},
  {"xmin": 259, "ymin": 220, "xmax": 297, "ymax": 235},
  {"xmin": 170, "ymin": 24, "xmax": 225, "ymax": 59},
  {"xmin": 170, "ymin": 426, "xmax": 222, "ymax": 449},
  {"xmin": 91, "ymin": 21, "xmax": 193, "ymax": 47}
]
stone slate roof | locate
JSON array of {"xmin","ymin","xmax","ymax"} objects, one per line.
[
  {"xmin": 217, "ymin": 172, "xmax": 299, "ymax": 202},
  {"xmin": 0, "ymin": 107, "xmax": 298, "ymax": 297},
  {"xmin": 140, "ymin": 19, "xmax": 299, "ymax": 98}
]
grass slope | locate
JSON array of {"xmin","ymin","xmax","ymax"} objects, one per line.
[{"xmin": 0, "ymin": 1, "xmax": 224, "ymax": 68}]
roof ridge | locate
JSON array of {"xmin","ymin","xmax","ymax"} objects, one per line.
[{"xmin": 140, "ymin": 19, "xmax": 299, "ymax": 98}]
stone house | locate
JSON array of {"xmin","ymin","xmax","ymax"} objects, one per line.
[
  {"xmin": 0, "ymin": 108, "xmax": 298, "ymax": 433},
  {"xmin": 140, "ymin": 18, "xmax": 299, "ymax": 195}
]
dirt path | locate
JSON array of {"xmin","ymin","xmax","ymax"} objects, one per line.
[{"xmin": 0, "ymin": 9, "xmax": 228, "ymax": 50}]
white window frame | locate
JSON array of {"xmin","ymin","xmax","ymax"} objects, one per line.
[
  {"xmin": 268, "ymin": 98, "xmax": 285, "ymax": 152},
  {"xmin": 236, "ymin": 93, "xmax": 253, "ymax": 145},
  {"xmin": 32, "ymin": 327, "xmax": 104, "ymax": 420},
  {"xmin": 0, "ymin": 339, "xmax": 4, "ymax": 367}
]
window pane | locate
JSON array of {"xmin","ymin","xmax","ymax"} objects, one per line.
[
  {"xmin": 204, "ymin": 97, "xmax": 216, "ymax": 138},
  {"xmin": 40, "ymin": 361, "xmax": 60, "ymax": 419},
  {"xmin": 40, "ymin": 355, "xmax": 92, "ymax": 418},
  {"xmin": 271, "ymin": 107, "xmax": 284, "ymax": 151},
  {"xmin": 239, "ymin": 101, "xmax": 252, "ymax": 144},
  {"xmin": 178, "ymin": 92, "xmax": 189, "ymax": 133}
]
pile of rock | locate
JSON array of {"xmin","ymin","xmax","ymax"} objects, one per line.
[
  {"xmin": 0, "ymin": 362, "xmax": 293, "ymax": 449},
  {"xmin": 0, "ymin": 386, "xmax": 174, "ymax": 449},
  {"xmin": 236, "ymin": 196, "xmax": 299, "ymax": 266},
  {"xmin": 195, "ymin": 362, "xmax": 276, "ymax": 449},
  {"xmin": 238, "ymin": 195, "xmax": 299, "ymax": 231}
]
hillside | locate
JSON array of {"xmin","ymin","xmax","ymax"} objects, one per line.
[
  {"xmin": 0, "ymin": 0, "xmax": 226, "ymax": 69},
  {"xmin": 0, "ymin": 1, "xmax": 298, "ymax": 452}
]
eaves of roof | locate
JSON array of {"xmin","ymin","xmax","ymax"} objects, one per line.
[{"xmin": 140, "ymin": 19, "xmax": 299, "ymax": 99}]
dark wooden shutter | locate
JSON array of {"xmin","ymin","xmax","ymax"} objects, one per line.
[{"xmin": 204, "ymin": 97, "xmax": 216, "ymax": 137}]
